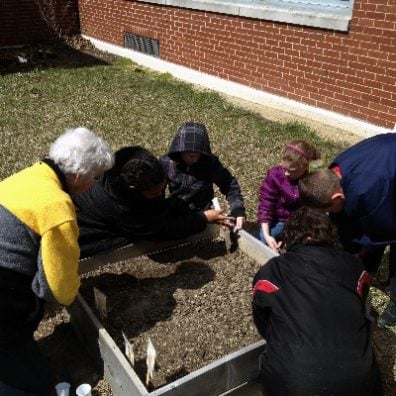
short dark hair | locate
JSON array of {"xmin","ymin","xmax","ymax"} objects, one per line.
[
  {"xmin": 282, "ymin": 206, "xmax": 340, "ymax": 249},
  {"xmin": 299, "ymin": 169, "xmax": 341, "ymax": 208},
  {"xmin": 112, "ymin": 146, "xmax": 165, "ymax": 191}
]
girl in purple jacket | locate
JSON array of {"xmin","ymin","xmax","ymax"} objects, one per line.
[{"xmin": 257, "ymin": 140, "xmax": 320, "ymax": 251}]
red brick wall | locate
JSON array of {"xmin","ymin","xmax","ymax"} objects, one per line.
[
  {"xmin": 0, "ymin": 0, "xmax": 80, "ymax": 47},
  {"xmin": 79, "ymin": 0, "xmax": 395, "ymax": 129}
]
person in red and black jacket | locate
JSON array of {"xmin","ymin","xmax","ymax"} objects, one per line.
[{"xmin": 252, "ymin": 207, "xmax": 382, "ymax": 396}]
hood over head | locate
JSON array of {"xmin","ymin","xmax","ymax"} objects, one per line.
[{"xmin": 168, "ymin": 122, "xmax": 212, "ymax": 161}]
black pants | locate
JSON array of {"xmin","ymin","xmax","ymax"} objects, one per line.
[
  {"xmin": 0, "ymin": 268, "xmax": 53, "ymax": 395},
  {"xmin": 0, "ymin": 337, "xmax": 53, "ymax": 396},
  {"xmin": 258, "ymin": 351, "xmax": 383, "ymax": 396}
]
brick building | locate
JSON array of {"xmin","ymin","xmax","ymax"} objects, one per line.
[
  {"xmin": 0, "ymin": 0, "xmax": 80, "ymax": 47},
  {"xmin": 77, "ymin": 0, "xmax": 395, "ymax": 131},
  {"xmin": 1, "ymin": 0, "xmax": 395, "ymax": 131}
]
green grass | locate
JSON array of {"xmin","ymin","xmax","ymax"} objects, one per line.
[{"xmin": 0, "ymin": 51, "xmax": 346, "ymax": 220}]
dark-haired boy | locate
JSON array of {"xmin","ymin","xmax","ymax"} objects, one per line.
[{"xmin": 74, "ymin": 146, "xmax": 232, "ymax": 258}]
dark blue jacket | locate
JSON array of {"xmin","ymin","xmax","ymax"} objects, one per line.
[{"xmin": 330, "ymin": 133, "xmax": 396, "ymax": 244}]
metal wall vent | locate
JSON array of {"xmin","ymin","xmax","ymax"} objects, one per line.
[{"xmin": 124, "ymin": 32, "xmax": 159, "ymax": 57}]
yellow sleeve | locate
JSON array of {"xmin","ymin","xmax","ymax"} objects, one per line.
[{"xmin": 40, "ymin": 220, "xmax": 80, "ymax": 306}]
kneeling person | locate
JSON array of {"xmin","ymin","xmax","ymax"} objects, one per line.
[{"xmin": 252, "ymin": 207, "xmax": 382, "ymax": 396}]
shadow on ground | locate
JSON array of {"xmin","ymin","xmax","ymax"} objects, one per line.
[
  {"xmin": 0, "ymin": 38, "xmax": 115, "ymax": 75},
  {"xmin": 80, "ymin": 261, "xmax": 215, "ymax": 339},
  {"xmin": 37, "ymin": 320, "xmax": 104, "ymax": 395}
]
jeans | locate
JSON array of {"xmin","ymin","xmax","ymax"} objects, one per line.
[{"xmin": 257, "ymin": 222, "xmax": 284, "ymax": 244}]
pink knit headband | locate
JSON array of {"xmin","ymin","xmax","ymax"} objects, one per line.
[{"xmin": 286, "ymin": 144, "xmax": 308, "ymax": 159}]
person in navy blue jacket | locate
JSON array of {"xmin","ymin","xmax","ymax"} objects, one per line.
[
  {"xmin": 299, "ymin": 133, "xmax": 396, "ymax": 328},
  {"xmin": 252, "ymin": 207, "xmax": 382, "ymax": 396}
]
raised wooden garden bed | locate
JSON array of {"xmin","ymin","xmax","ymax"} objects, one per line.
[{"xmin": 68, "ymin": 225, "xmax": 276, "ymax": 396}]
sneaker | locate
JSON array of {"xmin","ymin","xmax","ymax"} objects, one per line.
[{"xmin": 377, "ymin": 301, "xmax": 396, "ymax": 328}]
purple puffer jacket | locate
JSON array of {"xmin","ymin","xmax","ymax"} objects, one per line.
[{"xmin": 257, "ymin": 166, "xmax": 300, "ymax": 225}]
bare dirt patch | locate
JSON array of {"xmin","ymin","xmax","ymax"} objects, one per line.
[
  {"xmin": 78, "ymin": 239, "xmax": 261, "ymax": 390},
  {"xmin": 222, "ymin": 96, "xmax": 363, "ymax": 148}
]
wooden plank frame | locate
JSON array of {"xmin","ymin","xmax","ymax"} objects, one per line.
[
  {"xmin": 68, "ymin": 225, "xmax": 277, "ymax": 396},
  {"xmin": 78, "ymin": 225, "xmax": 222, "ymax": 275}
]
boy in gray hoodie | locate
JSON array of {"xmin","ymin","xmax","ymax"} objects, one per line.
[{"xmin": 160, "ymin": 122, "xmax": 246, "ymax": 230}]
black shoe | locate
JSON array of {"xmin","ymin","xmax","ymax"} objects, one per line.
[{"xmin": 377, "ymin": 301, "xmax": 396, "ymax": 328}]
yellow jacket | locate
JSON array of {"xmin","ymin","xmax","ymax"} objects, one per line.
[{"xmin": 0, "ymin": 161, "xmax": 80, "ymax": 305}]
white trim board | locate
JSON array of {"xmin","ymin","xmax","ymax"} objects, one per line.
[{"xmin": 84, "ymin": 36, "xmax": 393, "ymax": 139}]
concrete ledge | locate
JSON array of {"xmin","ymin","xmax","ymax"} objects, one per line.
[
  {"xmin": 84, "ymin": 35, "xmax": 392, "ymax": 139},
  {"xmin": 137, "ymin": 0, "xmax": 352, "ymax": 31}
]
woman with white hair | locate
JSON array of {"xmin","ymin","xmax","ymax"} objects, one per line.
[{"xmin": 0, "ymin": 127, "xmax": 113, "ymax": 396}]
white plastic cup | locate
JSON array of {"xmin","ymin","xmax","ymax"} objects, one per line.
[
  {"xmin": 55, "ymin": 382, "xmax": 70, "ymax": 396},
  {"xmin": 75, "ymin": 383, "xmax": 92, "ymax": 396}
]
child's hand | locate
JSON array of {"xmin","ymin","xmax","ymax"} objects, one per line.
[
  {"xmin": 234, "ymin": 216, "xmax": 245, "ymax": 231},
  {"xmin": 265, "ymin": 235, "xmax": 282, "ymax": 251},
  {"xmin": 203, "ymin": 209, "xmax": 234, "ymax": 225},
  {"xmin": 220, "ymin": 217, "xmax": 237, "ymax": 229}
]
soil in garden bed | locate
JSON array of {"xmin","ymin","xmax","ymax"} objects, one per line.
[
  {"xmin": 78, "ymin": 238, "xmax": 262, "ymax": 390},
  {"xmin": 33, "ymin": 238, "xmax": 396, "ymax": 395}
]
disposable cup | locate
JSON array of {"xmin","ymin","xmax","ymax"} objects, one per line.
[
  {"xmin": 55, "ymin": 382, "xmax": 70, "ymax": 396},
  {"xmin": 75, "ymin": 383, "xmax": 92, "ymax": 396}
]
